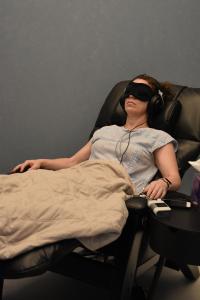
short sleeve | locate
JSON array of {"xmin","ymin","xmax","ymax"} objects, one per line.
[
  {"xmin": 151, "ymin": 131, "xmax": 178, "ymax": 153},
  {"xmin": 89, "ymin": 133, "xmax": 95, "ymax": 144},
  {"xmin": 89, "ymin": 128, "xmax": 101, "ymax": 144}
]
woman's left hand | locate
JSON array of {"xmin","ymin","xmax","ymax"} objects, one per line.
[{"xmin": 142, "ymin": 179, "xmax": 168, "ymax": 199}]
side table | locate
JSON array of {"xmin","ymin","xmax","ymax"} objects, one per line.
[{"xmin": 148, "ymin": 206, "xmax": 200, "ymax": 300}]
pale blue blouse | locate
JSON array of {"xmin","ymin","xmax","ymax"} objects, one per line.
[{"xmin": 89, "ymin": 125, "xmax": 178, "ymax": 194}]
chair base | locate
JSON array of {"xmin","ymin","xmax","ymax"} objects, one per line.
[
  {"xmin": 165, "ymin": 260, "xmax": 200, "ymax": 281},
  {"xmin": 180, "ymin": 265, "xmax": 200, "ymax": 281},
  {"xmin": 147, "ymin": 256, "xmax": 166, "ymax": 300},
  {"xmin": 0, "ymin": 279, "xmax": 3, "ymax": 300},
  {"xmin": 147, "ymin": 258, "xmax": 200, "ymax": 300}
]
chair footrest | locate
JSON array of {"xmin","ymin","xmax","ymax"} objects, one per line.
[{"xmin": 0, "ymin": 239, "xmax": 79, "ymax": 279}]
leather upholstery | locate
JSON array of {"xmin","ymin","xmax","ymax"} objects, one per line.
[
  {"xmin": 92, "ymin": 81, "xmax": 200, "ymax": 177},
  {"xmin": 170, "ymin": 86, "xmax": 200, "ymax": 176},
  {"xmin": 0, "ymin": 239, "xmax": 79, "ymax": 278},
  {"xmin": 91, "ymin": 80, "xmax": 181, "ymax": 132},
  {"xmin": 1, "ymin": 80, "xmax": 200, "ymax": 280}
]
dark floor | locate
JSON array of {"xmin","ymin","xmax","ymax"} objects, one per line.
[{"xmin": 3, "ymin": 265, "xmax": 200, "ymax": 300}]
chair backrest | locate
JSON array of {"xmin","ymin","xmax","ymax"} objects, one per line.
[{"xmin": 90, "ymin": 80, "xmax": 200, "ymax": 178}]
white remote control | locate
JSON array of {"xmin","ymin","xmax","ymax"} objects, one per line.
[{"xmin": 148, "ymin": 198, "xmax": 171, "ymax": 216}]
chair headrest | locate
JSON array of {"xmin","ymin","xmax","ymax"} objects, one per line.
[
  {"xmin": 150, "ymin": 92, "xmax": 182, "ymax": 133},
  {"xmin": 91, "ymin": 80, "xmax": 200, "ymax": 177},
  {"xmin": 107, "ymin": 81, "xmax": 182, "ymax": 134}
]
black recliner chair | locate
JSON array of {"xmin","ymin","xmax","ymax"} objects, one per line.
[{"xmin": 0, "ymin": 80, "xmax": 200, "ymax": 300}]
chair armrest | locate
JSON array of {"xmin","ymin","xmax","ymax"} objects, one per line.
[
  {"xmin": 126, "ymin": 191, "xmax": 192, "ymax": 215},
  {"xmin": 126, "ymin": 191, "xmax": 192, "ymax": 211},
  {"xmin": 126, "ymin": 196, "xmax": 147, "ymax": 211}
]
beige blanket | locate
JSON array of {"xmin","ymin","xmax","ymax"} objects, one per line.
[{"xmin": 0, "ymin": 160, "xmax": 134, "ymax": 260}]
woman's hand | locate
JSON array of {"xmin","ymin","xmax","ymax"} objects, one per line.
[
  {"xmin": 142, "ymin": 179, "xmax": 168, "ymax": 199},
  {"xmin": 11, "ymin": 159, "xmax": 44, "ymax": 173}
]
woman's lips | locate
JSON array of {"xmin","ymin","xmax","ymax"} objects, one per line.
[{"xmin": 126, "ymin": 100, "xmax": 136, "ymax": 105}]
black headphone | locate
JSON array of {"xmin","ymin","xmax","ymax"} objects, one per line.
[
  {"xmin": 119, "ymin": 83, "xmax": 165, "ymax": 125},
  {"xmin": 147, "ymin": 92, "xmax": 165, "ymax": 118}
]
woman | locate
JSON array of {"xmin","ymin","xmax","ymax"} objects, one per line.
[{"xmin": 12, "ymin": 74, "xmax": 181, "ymax": 199}]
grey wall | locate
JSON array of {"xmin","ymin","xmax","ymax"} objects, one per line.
[{"xmin": 1, "ymin": 0, "xmax": 200, "ymax": 193}]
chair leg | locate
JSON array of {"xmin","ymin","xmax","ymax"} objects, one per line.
[
  {"xmin": 180, "ymin": 265, "xmax": 200, "ymax": 281},
  {"xmin": 147, "ymin": 256, "xmax": 166, "ymax": 300},
  {"xmin": 119, "ymin": 230, "xmax": 144, "ymax": 300},
  {"xmin": 0, "ymin": 278, "xmax": 4, "ymax": 300}
]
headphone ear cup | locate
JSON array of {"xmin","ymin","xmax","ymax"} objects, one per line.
[
  {"xmin": 148, "ymin": 94, "xmax": 164, "ymax": 115},
  {"xmin": 147, "ymin": 94, "xmax": 164, "ymax": 125}
]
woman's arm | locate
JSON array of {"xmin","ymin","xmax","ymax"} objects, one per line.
[
  {"xmin": 42, "ymin": 141, "xmax": 92, "ymax": 170},
  {"xmin": 143, "ymin": 142, "xmax": 181, "ymax": 199},
  {"xmin": 11, "ymin": 141, "xmax": 92, "ymax": 172}
]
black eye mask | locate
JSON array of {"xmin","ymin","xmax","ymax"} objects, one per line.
[{"xmin": 123, "ymin": 82, "xmax": 155, "ymax": 102}]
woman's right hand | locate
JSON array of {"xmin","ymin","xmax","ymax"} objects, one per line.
[{"xmin": 11, "ymin": 159, "xmax": 44, "ymax": 173}]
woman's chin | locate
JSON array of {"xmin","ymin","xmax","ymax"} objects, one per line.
[{"xmin": 125, "ymin": 107, "xmax": 138, "ymax": 114}]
